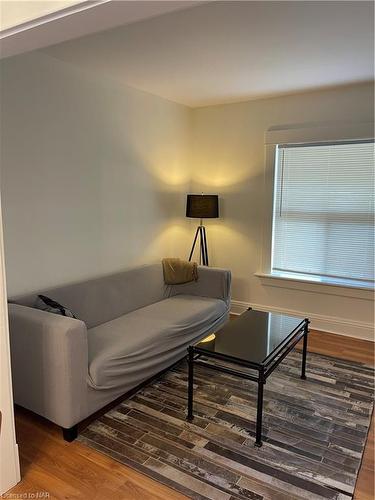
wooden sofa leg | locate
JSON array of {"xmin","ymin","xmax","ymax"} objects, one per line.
[{"xmin": 62, "ymin": 424, "xmax": 78, "ymax": 442}]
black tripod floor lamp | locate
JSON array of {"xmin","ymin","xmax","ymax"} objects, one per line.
[{"xmin": 186, "ymin": 194, "xmax": 219, "ymax": 266}]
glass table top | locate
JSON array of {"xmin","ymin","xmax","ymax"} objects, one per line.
[{"xmin": 195, "ymin": 309, "xmax": 305, "ymax": 366}]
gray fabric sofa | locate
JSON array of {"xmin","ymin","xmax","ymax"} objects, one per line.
[{"xmin": 8, "ymin": 263, "xmax": 231, "ymax": 440}]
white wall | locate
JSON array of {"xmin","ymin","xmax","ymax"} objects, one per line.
[
  {"xmin": 0, "ymin": 52, "xmax": 373, "ymax": 339},
  {"xmin": 190, "ymin": 83, "xmax": 374, "ymax": 340},
  {"xmin": 0, "ymin": 52, "xmax": 192, "ymax": 296}
]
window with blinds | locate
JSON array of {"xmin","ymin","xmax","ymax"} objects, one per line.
[{"xmin": 271, "ymin": 140, "xmax": 375, "ymax": 288}]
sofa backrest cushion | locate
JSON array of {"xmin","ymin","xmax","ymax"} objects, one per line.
[{"xmin": 13, "ymin": 263, "xmax": 166, "ymax": 328}]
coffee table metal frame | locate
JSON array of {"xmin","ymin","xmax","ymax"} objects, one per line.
[{"xmin": 187, "ymin": 309, "xmax": 310, "ymax": 447}]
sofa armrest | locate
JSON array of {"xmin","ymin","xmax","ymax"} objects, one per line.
[
  {"xmin": 167, "ymin": 266, "xmax": 231, "ymax": 305},
  {"xmin": 8, "ymin": 303, "xmax": 88, "ymax": 428}
]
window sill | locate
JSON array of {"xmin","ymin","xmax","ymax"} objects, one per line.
[{"xmin": 255, "ymin": 272, "xmax": 374, "ymax": 301}]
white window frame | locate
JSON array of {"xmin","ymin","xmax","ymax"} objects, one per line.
[{"xmin": 257, "ymin": 122, "xmax": 374, "ymax": 300}]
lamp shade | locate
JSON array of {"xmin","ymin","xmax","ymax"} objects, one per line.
[{"xmin": 186, "ymin": 194, "xmax": 219, "ymax": 219}]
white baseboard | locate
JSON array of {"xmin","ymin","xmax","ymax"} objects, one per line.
[{"xmin": 231, "ymin": 300, "xmax": 374, "ymax": 342}]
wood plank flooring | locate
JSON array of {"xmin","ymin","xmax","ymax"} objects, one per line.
[{"xmin": 8, "ymin": 329, "xmax": 374, "ymax": 500}]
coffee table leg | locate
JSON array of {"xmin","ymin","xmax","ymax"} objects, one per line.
[
  {"xmin": 187, "ymin": 346, "xmax": 194, "ymax": 421},
  {"xmin": 255, "ymin": 368, "xmax": 265, "ymax": 447},
  {"xmin": 301, "ymin": 319, "xmax": 309, "ymax": 380}
]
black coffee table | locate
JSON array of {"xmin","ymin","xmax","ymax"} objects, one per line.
[{"xmin": 187, "ymin": 308, "xmax": 309, "ymax": 447}]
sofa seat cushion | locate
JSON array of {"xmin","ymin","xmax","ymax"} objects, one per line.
[{"xmin": 87, "ymin": 294, "xmax": 228, "ymax": 390}]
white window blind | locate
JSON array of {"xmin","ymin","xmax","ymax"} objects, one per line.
[{"xmin": 272, "ymin": 140, "xmax": 375, "ymax": 287}]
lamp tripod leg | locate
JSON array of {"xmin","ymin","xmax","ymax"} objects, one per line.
[
  {"xmin": 189, "ymin": 225, "xmax": 209, "ymax": 266},
  {"xmin": 199, "ymin": 226, "xmax": 205, "ymax": 265},
  {"xmin": 201, "ymin": 226, "xmax": 209, "ymax": 266},
  {"xmin": 188, "ymin": 226, "xmax": 200, "ymax": 262}
]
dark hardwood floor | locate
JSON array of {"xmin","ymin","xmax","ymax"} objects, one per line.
[{"xmin": 8, "ymin": 329, "xmax": 374, "ymax": 499}]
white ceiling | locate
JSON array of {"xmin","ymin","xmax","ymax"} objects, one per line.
[
  {"xmin": 0, "ymin": 0, "xmax": 85, "ymax": 31},
  {"xmin": 0, "ymin": 1, "xmax": 201, "ymax": 58},
  {"xmin": 27, "ymin": 2, "xmax": 375, "ymax": 106}
]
